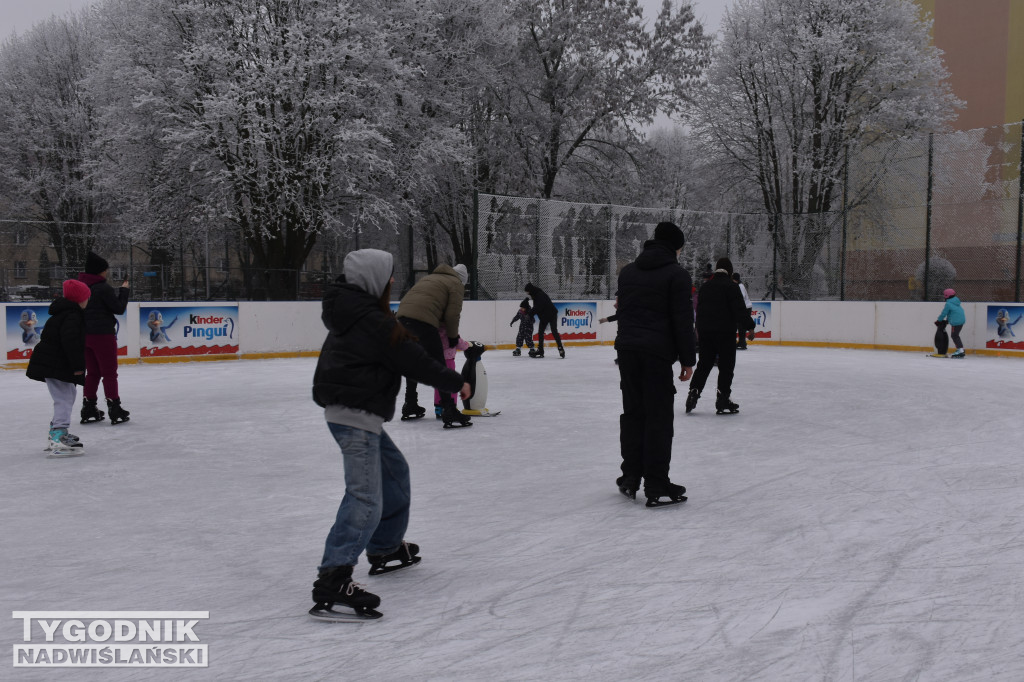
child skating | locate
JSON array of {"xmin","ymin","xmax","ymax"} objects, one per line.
[
  {"xmin": 26, "ymin": 280, "xmax": 91, "ymax": 456},
  {"xmin": 937, "ymin": 288, "xmax": 966, "ymax": 358},
  {"xmin": 509, "ymin": 298, "xmax": 535, "ymax": 356},
  {"xmin": 434, "ymin": 322, "xmax": 470, "ymax": 418}
]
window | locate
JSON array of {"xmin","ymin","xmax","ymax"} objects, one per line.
[
  {"xmin": 14, "ymin": 261, "xmax": 27, "ymax": 279},
  {"xmin": 14, "ymin": 227, "xmax": 28, "ymax": 245},
  {"xmin": 218, "ymin": 258, "xmax": 229, "ymax": 273}
]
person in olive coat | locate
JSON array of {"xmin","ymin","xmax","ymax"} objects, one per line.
[{"xmin": 394, "ymin": 263, "xmax": 469, "ymax": 424}]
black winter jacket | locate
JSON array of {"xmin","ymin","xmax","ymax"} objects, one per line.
[
  {"xmin": 696, "ymin": 273, "xmax": 755, "ymax": 334},
  {"xmin": 524, "ymin": 284, "xmax": 557, "ymax": 321},
  {"xmin": 26, "ymin": 298, "xmax": 87, "ymax": 385},
  {"xmin": 312, "ymin": 277, "xmax": 464, "ymax": 421},
  {"xmin": 78, "ymin": 273, "xmax": 129, "ymax": 335},
  {"xmin": 614, "ymin": 240, "xmax": 697, "ymax": 366}
]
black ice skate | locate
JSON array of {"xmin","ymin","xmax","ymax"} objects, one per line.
[
  {"xmin": 106, "ymin": 398, "xmax": 130, "ymax": 424},
  {"xmin": 616, "ymin": 476, "xmax": 639, "ymax": 501},
  {"xmin": 367, "ymin": 541, "xmax": 421, "ymax": 575},
  {"xmin": 715, "ymin": 391, "xmax": 739, "ymax": 415},
  {"xmin": 644, "ymin": 482, "xmax": 687, "ymax": 508},
  {"xmin": 558, "ymin": 347, "xmax": 565, "ymax": 359},
  {"xmin": 528, "ymin": 348, "xmax": 544, "ymax": 358},
  {"xmin": 440, "ymin": 404, "xmax": 472, "ymax": 428},
  {"xmin": 685, "ymin": 388, "xmax": 701, "ymax": 413},
  {"xmin": 401, "ymin": 403, "xmax": 426, "ymax": 421},
  {"xmin": 512, "ymin": 348, "xmax": 522, "ymax": 357},
  {"xmin": 310, "ymin": 565, "xmax": 382, "ymax": 622},
  {"xmin": 80, "ymin": 398, "xmax": 106, "ymax": 424}
]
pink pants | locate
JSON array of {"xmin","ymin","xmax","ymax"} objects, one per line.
[{"xmin": 84, "ymin": 334, "xmax": 120, "ymax": 400}]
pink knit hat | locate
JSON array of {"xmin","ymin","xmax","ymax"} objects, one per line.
[
  {"xmin": 943, "ymin": 288, "xmax": 956, "ymax": 299},
  {"xmin": 62, "ymin": 279, "xmax": 91, "ymax": 303}
]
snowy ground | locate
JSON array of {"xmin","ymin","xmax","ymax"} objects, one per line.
[{"xmin": 2, "ymin": 344, "xmax": 1023, "ymax": 681}]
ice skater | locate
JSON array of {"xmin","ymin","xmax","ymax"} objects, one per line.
[
  {"xmin": 78, "ymin": 251, "xmax": 131, "ymax": 424},
  {"xmin": 434, "ymin": 322, "xmax": 469, "ymax": 418},
  {"xmin": 732, "ymin": 272, "xmax": 753, "ymax": 349},
  {"xmin": 936, "ymin": 288, "xmax": 966, "ymax": 358},
  {"xmin": 395, "ymin": 262, "xmax": 471, "ymax": 427},
  {"xmin": 310, "ymin": 249, "xmax": 470, "ymax": 621},
  {"xmin": 524, "ymin": 282, "xmax": 564, "ymax": 358},
  {"xmin": 509, "ymin": 298, "xmax": 535, "ymax": 356},
  {"xmin": 685, "ymin": 258, "xmax": 756, "ymax": 415},
  {"xmin": 26, "ymin": 280, "xmax": 91, "ymax": 456},
  {"xmin": 614, "ymin": 221, "xmax": 695, "ymax": 507}
]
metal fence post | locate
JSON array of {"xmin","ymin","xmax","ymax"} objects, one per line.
[
  {"xmin": 1016, "ymin": 121, "xmax": 1024, "ymax": 303},
  {"xmin": 471, "ymin": 190, "xmax": 479, "ymax": 300},
  {"xmin": 923, "ymin": 132, "xmax": 934, "ymax": 302},
  {"xmin": 771, "ymin": 213, "xmax": 778, "ymax": 301},
  {"xmin": 841, "ymin": 144, "xmax": 849, "ymax": 301},
  {"xmin": 608, "ymin": 206, "xmax": 616, "ymax": 298}
]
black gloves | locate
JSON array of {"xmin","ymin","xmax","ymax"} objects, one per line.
[{"xmin": 448, "ymin": 336, "xmax": 459, "ymax": 348}]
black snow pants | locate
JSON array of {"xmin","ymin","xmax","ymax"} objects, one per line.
[
  {"xmin": 691, "ymin": 329, "xmax": 738, "ymax": 398},
  {"xmin": 617, "ymin": 349, "xmax": 677, "ymax": 492}
]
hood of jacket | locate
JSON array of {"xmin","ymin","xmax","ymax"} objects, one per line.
[
  {"xmin": 343, "ymin": 249, "xmax": 393, "ymax": 299},
  {"xmin": 321, "ymin": 278, "xmax": 385, "ymax": 338},
  {"xmin": 49, "ymin": 297, "xmax": 82, "ymax": 316},
  {"xmin": 635, "ymin": 240, "xmax": 680, "ymax": 270},
  {"xmin": 78, "ymin": 272, "xmax": 107, "ymax": 287}
]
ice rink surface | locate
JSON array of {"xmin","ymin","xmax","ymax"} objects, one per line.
[{"xmin": 2, "ymin": 344, "xmax": 1023, "ymax": 681}]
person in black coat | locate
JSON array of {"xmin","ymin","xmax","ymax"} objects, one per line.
[
  {"xmin": 77, "ymin": 251, "xmax": 131, "ymax": 423},
  {"xmin": 685, "ymin": 257, "xmax": 756, "ymax": 414},
  {"xmin": 310, "ymin": 248, "xmax": 470, "ymax": 619},
  {"xmin": 524, "ymin": 282, "xmax": 564, "ymax": 358},
  {"xmin": 26, "ymin": 280, "xmax": 91, "ymax": 454},
  {"xmin": 614, "ymin": 222, "xmax": 696, "ymax": 506}
]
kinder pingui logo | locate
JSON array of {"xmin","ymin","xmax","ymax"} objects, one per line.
[
  {"xmin": 184, "ymin": 313, "xmax": 235, "ymax": 342},
  {"xmin": 12, "ymin": 611, "xmax": 209, "ymax": 668},
  {"xmin": 560, "ymin": 307, "xmax": 593, "ymax": 330}
]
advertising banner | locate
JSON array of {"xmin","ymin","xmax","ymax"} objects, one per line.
[
  {"xmin": 6, "ymin": 305, "xmax": 126, "ymax": 360},
  {"xmin": 750, "ymin": 302, "xmax": 772, "ymax": 339},
  {"xmin": 140, "ymin": 305, "xmax": 239, "ymax": 357},
  {"xmin": 540, "ymin": 301, "xmax": 597, "ymax": 342},
  {"xmin": 985, "ymin": 305, "xmax": 1024, "ymax": 351}
]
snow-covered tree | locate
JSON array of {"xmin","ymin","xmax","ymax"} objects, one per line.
[
  {"xmin": 690, "ymin": 0, "xmax": 960, "ymax": 298},
  {"xmin": 492, "ymin": 0, "xmax": 711, "ymax": 199},
  {"xmin": 0, "ymin": 14, "xmax": 110, "ymax": 267},
  {"xmin": 97, "ymin": 0, "xmax": 466, "ymax": 298}
]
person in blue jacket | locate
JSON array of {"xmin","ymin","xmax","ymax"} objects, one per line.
[{"xmin": 936, "ymin": 288, "xmax": 966, "ymax": 358}]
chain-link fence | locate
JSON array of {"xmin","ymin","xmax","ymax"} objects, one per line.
[
  {"xmin": 3, "ymin": 122, "xmax": 1023, "ymax": 303},
  {"xmin": 477, "ymin": 122, "xmax": 1024, "ymax": 302}
]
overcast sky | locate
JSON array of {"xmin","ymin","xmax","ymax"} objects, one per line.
[{"xmin": 0, "ymin": 0, "xmax": 730, "ymax": 43}]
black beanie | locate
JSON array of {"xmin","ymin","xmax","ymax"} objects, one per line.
[
  {"xmin": 653, "ymin": 222, "xmax": 685, "ymax": 251},
  {"xmin": 85, "ymin": 251, "xmax": 109, "ymax": 275},
  {"xmin": 715, "ymin": 257, "xmax": 734, "ymax": 275}
]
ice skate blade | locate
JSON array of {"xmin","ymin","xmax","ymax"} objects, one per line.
[
  {"xmin": 715, "ymin": 408, "xmax": 739, "ymax": 415},
  {"xmin": 309, "ymin": 605, "xmax": 382, "ymax": 622},
  {"xmin": 442, "ymin": 421, "xmax": 472, "ymax": 428},
  {"xmin": 400, "ymin": 414, "xmax": 425, "ymax": 421},
  {"xmin": 926, "ymin": 353, "xmax": 949, "ymax": 358},
  {"xmin": 109, "ymin": 417, "xmax": 130, "ymax": 425},
  {"xmin": 645, "ymin": 496, "xmax": 687, "ymax": 508},
  {"xmin": 368, "ymin": 555, "xmax": 422, "ymax": 576},
  {"xmin": 618, "ymin": 487, "xmax": 637, "ymax": 501},
  {"xmin": 80, "ymin": 417, "xmax": 105, "ymax": 424},
  {"xmin": 46, "ymin": 451, "xmax": 84, "ymax": 459}
]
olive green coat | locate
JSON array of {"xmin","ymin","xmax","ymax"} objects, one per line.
[{"xmin": 395, "ymin": 264, "xmax": 465, "ymax": 338}]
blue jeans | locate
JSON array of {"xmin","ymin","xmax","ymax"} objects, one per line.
[{"xmin": 319, "ymin": 424, "xmax": 411, "ymax": 572}]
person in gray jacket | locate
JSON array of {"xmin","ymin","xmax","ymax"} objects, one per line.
[{"xmin": 395, "ymin": 263, "xmax": 471, "ymax": 426}]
